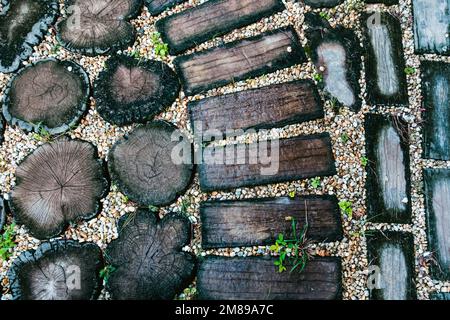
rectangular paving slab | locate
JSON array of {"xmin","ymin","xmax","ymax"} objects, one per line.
[
  {"xmin": 362, "ymin": 12, "xmax": 408, "ymax": 106},
  {"xmin": 412, "ymin": 0, "xmax": 450, "ymax": 55},
  {"xmin": 367, "ymin": 231, "xmax": 416, "ymax": 300},
  {"xmin": 189, "ymin": 80, "xmax": 324, "ymax": 134},
  {"xmin": 424, "ymin": 168, "xmax": 450, "ymax": 281},
  {"xmin": 197, "ymin": 256, "xmax": 342, "ymax": 300},
  {"xmin": 198, "ymin": 133, "xmax": 336, "ymax": 192},
  {"xmin": 421, "ymin": 61, "xmax": 450, "ymax": 161},
  {"xmin": 145, "ymin": 0, "xmax": 187, "ymax": 15},
  {"xmin": 156, "ymin": 0, "xmax": 285, "ymax": 54},
  {"xmin": 200, "ymin": 195, "xmax": 343, "ymax": 249},
  {"xmin": 365, "ymin": 114, "xmax": 412, "ymax": 224},
  {"xmin": 174, "ymin": 27, "xmax": 306, "ymax": 96}
]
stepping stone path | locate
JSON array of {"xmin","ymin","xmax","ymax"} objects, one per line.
[
  {"xmin": 10, "ymin": 137, "xmax": 108, "ymax": 239},
  {"xmin": 174, "ymin": 26, "xmax": 306, "ymax": 96},
  {"xmin": 2, "ymin": 59, "xmax": 90, "ymax": 135},
  {"xmin": 56, "ymin": 0, "xmax": 142, "ymax": 56},
  {"xmin": 423, "ymin": 169, "xmax": 450, "ymax": 281},
  {"xmin": 7, "ymin": 240, "xmax": 103, "ymax": 300},
  {"xmin": 145, "ymin": 0, "xmax": 186, "ymax": 15},
  {"xmin": 412, "ymin": 0, "xmax": 450, "ymax": 55},
  {"xmin": 365, "ymin": 114, "xmax": 411, "ymax": 224},
  {"xmin": 189, "ymin": 80, "xmax": 324, "ymax": 134},
  {"xmin": 305, "ymin": 13, "xmax": 362, "ymax": 111},
  {"xmin": 0, "ymin": 0, "xmax": 58, "ymax": 73},
  {"xmin": 199, "ymin": 133, "xmax": 336, "ymax": 192},
  {"xmin": 94, "ymin": 55, "xmax": 180, "ymax": 126},
  {"xmin": 201, "ymin": 195, "xmax": 343, "ymax": 249},
  {"xmin": 303, "ymin": 0, "xmax": 344, "ymax": 8},
  {"xmin": 197, "ymin": 256, "xmax": 342, "ymax": 300},
  {"xmin": 108, "ymin": 121, "xmax": 194, "ymax": 206},
  {"xmin": 156, "ymin": 0, "xmax": 285, "ymax": 55},
  {"xmin": 362, "ymin": 12, "xmax": 408, "ymax": 106},
  {"xmin": 421, "ymin": 61, "xmax": 450, "ymax": 161},
  {"xmin": 367, "ymin": 232, "xmax": 416, "ymax": 300},
  {"xmin": 105, "ymin": 210, "xmax": 196, "ymax": 300}
]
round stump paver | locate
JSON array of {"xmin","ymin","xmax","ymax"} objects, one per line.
[
  {"xmin": 105, "ymin": 210, "xmax": 196, "ymax": 300},
  {"xmin": 2, "ymin": 58, "xmax": 90, "ymax": 135},
  {"xmin": 10, "ymin": 137, "xmax": 108, "ymax": 239},
  {"xmin": 108, "ymin": 120, "xmax": 194, "ymax": 207}
]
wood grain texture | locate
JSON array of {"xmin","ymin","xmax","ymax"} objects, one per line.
[
  {"xmin": 424, "ymin": 168, "xmax": 450, "ymax": 281},
  {"xmin": 174, "ymin": 26, "xmax": 306, "ymax": 95},
  {"xmin": 197, "ymin": 256, "xmax": 342, "ymax": 300},
  {"xmin": 199, "ymin": 133, "xmax": 336, "ymax": 192},
  {"xmin": 156, "ymin": 0, "xmax": 285, "ymax": 54},
  {"xmin": 201, "ymin": 195, "xmax": 343, "ymax": 249},
  {"xmin": 189, "ymin": 80, "xmax": 323, "ymax": 133}
]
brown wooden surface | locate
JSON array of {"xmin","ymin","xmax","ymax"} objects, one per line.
[
  {"xmin": 156, "ymin": 0, "xmax": 285, "ymax": 54},
  {"xmin": 189, "ymin": 80, "xmax": 323, "ymax": 133},
  {"xmin": 201, "ymin": 195, "xmax": 343, "ymax": 248},
  {"xmin": 199, "ymin": 133, "xmax": 336, "ymax": 191},
  {"xmin": 174, "ymin": 27, "xmax": 306, "ymax": 95},
  {"xmin": 197, "ymin": 256, "xmax": 342, "ymax": 300}
]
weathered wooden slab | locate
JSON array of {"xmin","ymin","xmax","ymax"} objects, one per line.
[
  {"xmin": 174, "ymin": 27, "xmax": 306, "ymax": 96},
  {"xmin": 412, "ymin": 0, "xmax": 450, "ymax": 55},
  {"xmin": 201, "ymin": 195, "xmax": 343, "ymax": 249},
  {"xmin": 197, "ymin": 256, "xmax": 342, "ymax": 300},
  {"xmin": 362, "ymin": 12, "xmax": 408, "ymax": 106},
  {"xmin": 145, "ymin": 0, "xmax": 186, "ymax": 15},
  {"xmin": 421, "ymin": 61, "xmax": 450, "ymax": 161},
  {"xmin": 189, "ymin": 80, "xmax": 323, "ymax": 134},
  {"xmin": 431, "ymin": 293, "xmax": 450, "ymax": 300},
  {"xmin": 305, "ymin": 13, "xmax": 362, "ymax": 111},
  {"xmin": 303, "ymin": 0, "xmax": 344, "ymax": 7},
  {"xmin": 365, "ymin": 114, "xmax": 411, "ymax": 224},
  {"xmin": 199, "ymin": 133, "xmax": 336, "ymax": 192},
  {"xmin": 367, "ymin": 231, "xmax": 416, "ymax": 300},
  {"xmin": 365, "ymin": 0, "xmax": 398, "ymax": 5},
  {"xmin": 156, "ymin": 0, "xmax": 285, "ymax": 55},
  {"xmin": 424, "ymin": 168, "xmax": 450, "ymax": 281}
]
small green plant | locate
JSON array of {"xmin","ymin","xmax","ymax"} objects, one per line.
[
  {"xmin": 319, "ymin": 11, "xmax": 331, "ymax": 20},
  {"xmin": 151, "ymin": 32, "xmax": 169, "ymax": 58},
  {"xmin": 361, "ymin": 156, "xmax": 369, "ymax": 167},
  {"xmin": 50, "ymin": 43, "xmax": 61, "ymax": 55},
  {"xmin": 180, "ymin": 198, "xmax": 191, "ymax": 215},
  {"xmin": 0, "ymin": 223, "xmax": 17, "ymax": 261},
  {"xmin": 341, "ymin": 133, "xmax": 350, "ymax": 143},
  {"xmin": 32, "ymin": 123, "xmax": 51, "ymax": 142},
  {"xmin": 99, "ymin": 265, "xmax": 116, "ymax": 284},
  {"xmin": 313, "ymin": 73, "xmax": 323, "ymax": 83},
  {"xmin": 269, "ymin": 217, "xmax": 312, "ymax": 273},
  {"xmin": 121, "ymin": 194, "xmax": 129, "ymax": 204},
  {"xmin": 404, "ymin": 67, "xmax": 416, "ymax": 75},
  {"xmin": 148, "ymin": 205, "xmax": 159, "ymax": 213},
  {"xmin": 129, "ymin": 49, "xmax": 141, "ymax": 59},
  {"xmin": 339, "ymin": 200, "xmax": 353, "ymax": 220},
  {"xmin": 288, "ymin": 190, "xmax": 296, "ymax": 198},
  {"xmin": 311, "ymin": 177, "xmax": 321, "ymax": 189}
]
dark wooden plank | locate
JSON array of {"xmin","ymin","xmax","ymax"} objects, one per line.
[
  {"xmin": 174, "ymin": 27, "xmax": 306, "ymax": 96},
  {"xmin": 199, "ymin": 133, "xmax": 336, "ymax": 192},
  {"xmin": 364, "ymin": 0, "xmax": 398, "ymax": 5},
  {"xmin": 303, "ymin": 0, "xmax": 344, "ymax": 8},
  {"xmin": 145, "ymin": 0, "xmax": 187, "ymax": 15},
  {"xmin": 365, "ymin": 114, "xmax": 412, "ymax": 224},
  {"xmin": 412, "ymin": 0, "xmax": 450, "ymax": 55},
  {"xmin": 156, "ymin": 0, "xmax": 285, "ymax": 54},
  {"xmin": 367, "ymin": 231, "xmax": 416, "ymax": 300},
  {"xmin": 197, "ymin": 256, "xmax": 342, "ymax": 300},
  {"xmin": 421, "ymin": 61, "xmax": 450, "ymax": 161},
  {"xmin": 423, "ymin": 168, "xmax": 450, "ymax": 281},
  {"xmin": 201, "ymin": 195, "xmax": 343, "ymax": 249},
  {"xmin": 362, "ymin": 12, "xmax": 408, "ymax": 106},
  {"xmin": 189, "ymin": 80, "xmax": 323, "ymax": 134}
]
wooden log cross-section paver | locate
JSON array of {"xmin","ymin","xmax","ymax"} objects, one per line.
[
  {"xmin": 199, "ymin": 133, "xmax": 336, "ymax": 192},
  {"xmin": 174, "ymin": 26, "xmax": 306, "ymax": 96},
  {"xmin": 423, "ymin": 169, "xmax": 450, "ymax": 281},
  {"xmin": 156, "ymin": 0, "xmax": 285, "ymax": 55},
  {"xmin": 197, "ymin": 256, "xmax": 342, "ymax": 300},
  {"xmin": 365, "ymin": 114, "xmax": 412, "ymax": 223},
  {"xmin": 189, "ymin": 80, "xmax": 324, "ymax": 134},
  {"xmin": 421, "ymin": 61, "xmax": 450, "ymax": 160},
  {"xmin": 201, "ymin": 195, "xmax": 343, "ymax": 249}
]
